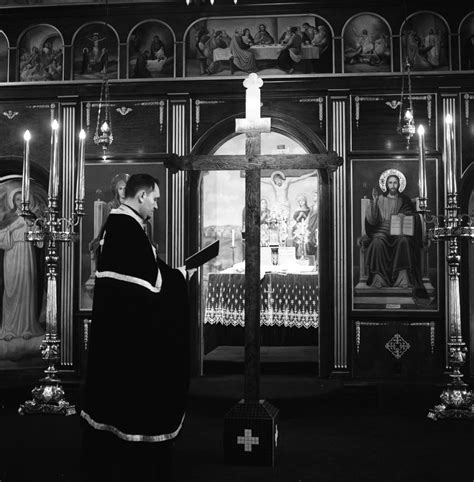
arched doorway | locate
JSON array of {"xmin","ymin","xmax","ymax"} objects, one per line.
[{"xmin": 198, "ymin": 131, "xmax": 321, "ymax": 376}]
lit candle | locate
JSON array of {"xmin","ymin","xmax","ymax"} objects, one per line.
[
  {"xmin": 75, "ymin": 129, "xmax": 86, "ymax": 202},
  {"xmin": 417, "ymin": 125, "xmax": 427, "ymax": 200},
  {"xmin": 231, "ymin": 229, "xmax": 235, "ymax": 248},
  {"xmin": 445, "ymin": 114, "xmax": 456, "ymax": 194},
  {"xmin": 21, "ymin": 130, "xmax": 31, "ymax": 208},
  {"xmin": 101, "ymin": 121, "xmax": 109, "ymax": 134},
  {"xmin": 48, "ymin": 119, "xmax": 60, "ymax": 199}
]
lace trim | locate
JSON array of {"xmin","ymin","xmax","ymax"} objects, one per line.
[
  {"xmin": 80, "ymin": 410, "xmax": 185, "ymax": 442},
  {"xmin": 95, "ymin": 271, "xmax": 160, "ymax": 293}
]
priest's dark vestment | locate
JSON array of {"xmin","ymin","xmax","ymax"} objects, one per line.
[{"xmin": 80, "ymin": 209, "xmax": 190, "ymax": 442}]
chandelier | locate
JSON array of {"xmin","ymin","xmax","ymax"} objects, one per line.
[{"xmin": 397, "ymin": 57, "xmax": 416, "ymax": 147}]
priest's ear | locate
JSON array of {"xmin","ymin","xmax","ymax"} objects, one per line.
[{"xmin": 137, "ymin": 189, "xmax": 147, "ymax": 203}]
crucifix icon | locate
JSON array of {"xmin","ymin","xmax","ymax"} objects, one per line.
[{"xmin": 166, "ymin": 73, "xmax": 342, "ymax": 465}]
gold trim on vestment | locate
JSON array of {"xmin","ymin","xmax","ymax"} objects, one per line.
[
  {"xmin": 80, "ymin": 410, "xmax": 185, "ymax": 442},
  {"xmin": 95, "ymin": 270, "xmax": 161, "ymax": 293}
]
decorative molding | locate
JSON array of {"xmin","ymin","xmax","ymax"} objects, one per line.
[
  {"xmin": 83, "ymin": 319, "xmax": 91, "ymax": 352},
  {"xmin": 2, "ymin": 110, "xmax": 18, "ymax": 120},
  {"xmin": 355, "ymin": 321, "xmax": 436, "ymax": 355},
  {"xmin": 463, "ymin": 93, "xmax": 474, "ymax": 125},
  {"xmin": 159, "ymin": 100, "xmax": 165, "ymax": 133},
  {"xmin": 354, "ymin": 95, "xmax": 432, "ymax": 128},
  {"xmin": 355, "ymin": 321, "xmax": 389, "ymax": 354},
  {"xmin": 116, "ymin": 106, "xmax": 133, "ymax": 116},
  {"xmin": 298, "ymin": 97, "xmax": 325, "ymax": 129},
  {"xmin": 385, "ymin": 333, "xmax": 410, "ymax": 359},
  {"xmin": 354, "ymin": 96, "xmax": 383, "ymax": 128},
  {"xmin": 194, "ymin": 99, "xmax": 225, "ymax": 132}
]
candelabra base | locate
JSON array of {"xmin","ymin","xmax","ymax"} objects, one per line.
[
  {"xmin": 427, "ymin": 387, "xmax": 474, "ymax": 421},
  {"xmin": 18, "ymin": 376, "xmax": 76, "ymax": 416}
]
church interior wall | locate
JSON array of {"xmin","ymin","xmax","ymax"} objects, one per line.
[{"xmin": 0, "ymin": 1, "xmax": 472, "ymax": 383}]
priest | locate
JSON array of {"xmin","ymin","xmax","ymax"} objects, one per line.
[{"xmin": 80, "ymin": 173, "xmax": 192, "ymax": 482}]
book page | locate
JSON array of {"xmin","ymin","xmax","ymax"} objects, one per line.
[{"xmin": 390, "ymin": 215, "xmax": 414, "ymax": 236}]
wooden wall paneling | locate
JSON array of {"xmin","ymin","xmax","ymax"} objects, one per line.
[
  {"xmin": 83, "ymin": 98, "xmax": 167, "ymax": 159},
  {"xmin": 0, "ymin": 101, "xmax": 57, "ymax": 171},
  {"xmin": 350, "ymin": 93, "xmax": 436, "ymax": 153},
  {"xmin": 354, "ymin": 321, "xmax": 442, "ymax": 378},
  {"xmin": 192, "ymin": 97, "xmax": 237, "ymax": 142}
]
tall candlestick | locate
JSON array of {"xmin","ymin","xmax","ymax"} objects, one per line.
[
  {"xmin": 445, "ymin": 114, "xmax": 455, "ymax": 194},
  {"xmin": 48, "ymin": 119, "xmax": 60, "ymax": 199},
  {"xmin": 21, "ymin": 130, "xmax": 31, "ymax": 208},
  {"xmin": 417, "ymin": 125, "xmax": 427, "ymax": 200},
  {"xmin": 231, "ymin": 229, "xmax": 235, "ymax": 248},
  {"xmin": 76, "ymin": 129, "xmax": 86, "ymax": 202}
]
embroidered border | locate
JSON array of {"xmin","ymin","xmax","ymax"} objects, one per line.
[
  {"xmin": 95, "ymin": 271, "xmax": 160, "ymax": 293},
  {"xmin": 80, "ymin": 410, "xmax": 185, "ymax": 442}
]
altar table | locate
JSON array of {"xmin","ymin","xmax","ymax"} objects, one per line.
[{"xmin": 204, "ymin": 271, "xmax": 319, "ymax": 329}]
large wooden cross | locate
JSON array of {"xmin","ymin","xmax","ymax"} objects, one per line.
[{"xmin": 167, "ymin": 73, "xmax": 341, "ymax": 403}]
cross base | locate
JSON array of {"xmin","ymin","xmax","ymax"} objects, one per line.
[{"xmin": 224, "ymin": 399, "xmax": 279, "ymax": 466}]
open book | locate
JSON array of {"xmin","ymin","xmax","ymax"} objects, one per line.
[
  {"xmin": 185, "ymin": 240, "xmax": 220, "ymax": 269},
  {"xmin": 390, "ymin": 215, "xmax": 414, "ymax": 236}
]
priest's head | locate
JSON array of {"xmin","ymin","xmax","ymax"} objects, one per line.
[{"xmin": 124, "ymin": 173, "xmax": 160, "ymax": 221}]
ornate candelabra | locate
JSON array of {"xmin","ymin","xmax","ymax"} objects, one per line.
[
  {"xmin": 18, "ymin": 122, "xmax": 85, "ymax": 416},
  {"xmin": 417, "ymin": 116, "xmax": 474, "ymax": 420}
]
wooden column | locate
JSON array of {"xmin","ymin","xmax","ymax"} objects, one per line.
[
  {"xmin": 330, "ymin": 93, "xmax": 349, "ymax": 375},
  {"xmin": 59, "ymin": 96, "xmax": 78, "ymax": 368}
]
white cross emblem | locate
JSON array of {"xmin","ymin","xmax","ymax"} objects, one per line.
[{"xmin": 237, "ymin": 428, "xmax": 260, "ymax": 452}]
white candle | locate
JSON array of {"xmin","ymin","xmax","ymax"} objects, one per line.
[
  {"xmin": 48, "ymin": 119, "xmax": 60, "ymax": 199},
  {"xmin": 417, "ymin": 125, "xmax": 427, "ymax": 200},
  {"xmin": 231, "ymin": 229, "xmax": 235, "ymax": 247},
  {"xmin": 76, "ymin": 129, "xmax": 86, "ymax": 202},
  {"xmin": 445, "ymin": 114, "xmax": 456, "ymax": 194},
  {"xmin": 21, "ymin": 130, "xmax": 31, "ymax": 208}
]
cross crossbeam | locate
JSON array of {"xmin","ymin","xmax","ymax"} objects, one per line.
[{"xmin": 165, "ymin": 152, "xmax": 342, "ymax": 172}]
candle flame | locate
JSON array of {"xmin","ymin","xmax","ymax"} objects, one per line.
[
  {"xmin": 79, "ymin": 129, "xmax": 86, "ymax": 139},
  {"xmin": 417, "ymin": 125, "xmax": 425, "ymax": 136},
  {"xmin": 101, "ymin": 121, "xmax": 110, "ymax": 133},
  {"xmin": 52, "ymin": 119, "xmax": 59, "ymax": 130},
  {"xmin": 24, "ymin": 130, "xmax": 31, "ymax": 141},
  {"xmin": 445, "ymin": 113, "xmax": 453, "ymax": 124}
]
